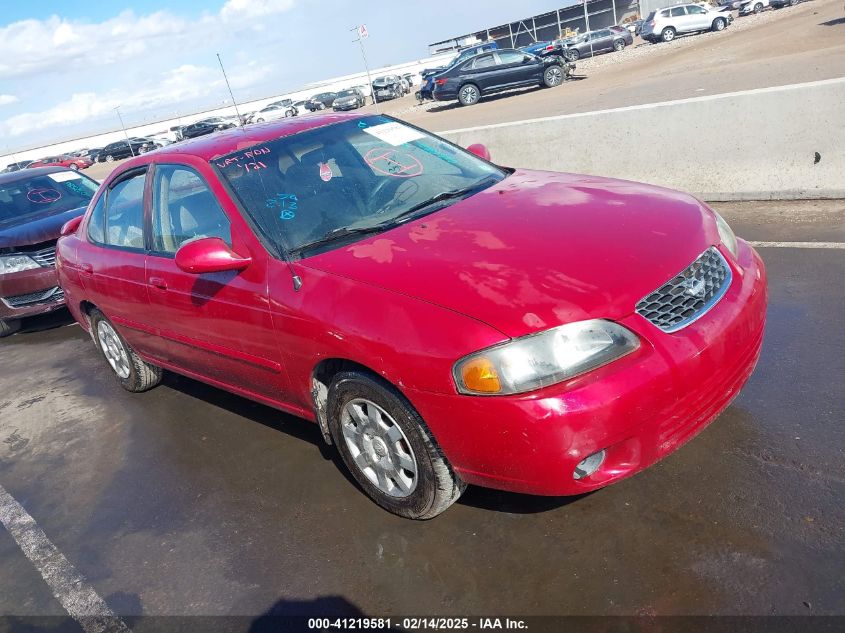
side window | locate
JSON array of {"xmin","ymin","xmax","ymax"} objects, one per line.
[
  {"xmin": 688, "ymin": 5, "xmax": 706, "ymax": 13},
  {"xmin": 661, "ymin": 9, "xmax": 671, "ymax": 16},
  {"xmin": 151, "ymin": 165, "xmax": 231, "ymax": 254},
  {"xmin": 670, "ymin": 6, "xmax": 687, "ymax": 16},
  {"xmin": 105, "ymin": 171, "xmax": 146, "ymax": 250},
  {"xmin": 497, "ymin": 51, "xmax": 527, "ymax": 64},
  {"xmin": 471, "ymin": 54, "xmax": 496, "ymax": 70},
  {"xmin": 87, "ymin": 194, "xmax": 106, "ymax": 244}
]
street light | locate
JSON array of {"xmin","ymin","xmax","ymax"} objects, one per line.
[
  {"xmin": 113, "ymin": 106, "xmax": 135, "ymax": 157},
  {"xmin": 351, "ymin": 24, "xmax": 378, "ymax": 112}
]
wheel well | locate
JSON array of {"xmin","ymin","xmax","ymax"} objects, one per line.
[{"xmin": 311, "ymin": 358, "xmax": 385, "ymax": 445}]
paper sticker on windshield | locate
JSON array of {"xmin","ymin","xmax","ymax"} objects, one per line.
[
  {"xmin": 47, "ymin": 172, "xmax": 82, "ymax": 183},
  {"xmin": 361, "ymin": 122, "xmax": 424, "ymax": 146}
]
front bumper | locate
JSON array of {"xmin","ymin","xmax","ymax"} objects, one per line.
[
  {"xmin": 0, "ymin": 266, "xmax": 65, "ymax": 320},
  {"xmin": 333, "ymin": 102, "xmax": 359, "ymax": 111},
  {"xmin": 405, "ymin": 240, "xmax": 767, "ymax": 496}
]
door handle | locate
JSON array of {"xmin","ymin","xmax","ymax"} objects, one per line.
[{"xmin": 148, "ymin": 276, "xmax": 168, "ymax": 290}]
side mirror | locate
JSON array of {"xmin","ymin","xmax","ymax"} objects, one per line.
[
  {"xmin": 174, "ymin": 237, "xmax": 252, "ymax": 274},
  {"xmin": 523, "ymin": 55, "xmax": 532, "ymax": 63},
  {"xmin": 467, "ymin": 143, "xmax": 491, "ymax": 161},
  {"xmin": 60, "ymin": 215, "xmax": 83, "ymax": 237}
]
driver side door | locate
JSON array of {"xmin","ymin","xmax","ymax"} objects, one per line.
[
  {"xmin": 142, "ymin": 160, "xmax": 286, "ymax": 399},
  {"xmin": 493, "ymin": 50, "xmax": 544, "ymax": 87}
]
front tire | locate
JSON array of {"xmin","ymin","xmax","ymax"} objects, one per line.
[
  {"xmin": 327, "ymin": 371, "xmax": 465, "ymax": 519},
  {"xmin": 712, "ymin": 17, "xmax": 727, "ymax": 30},
  {"xmin": 661, "ymin": 27, "xmax": 676, "ymax": 42},
  {"xmin": 105, "ymin": 155, "xmax": 114, "ymax": 162},
  {"xmin": 754, "ymin": 2, "xmax": 763, "ymax": 11},
  {"xmin": 90, "ymin": 309, "xmax": 161, "ymax": 392},
  {"xmin": 69, "ymin": 163, "xmax": 79, "ymax": 171},
  {"xmin": 0, "ymin": 319, "xmax": 21, "ymax": 337},
  {"xmin": 542, "ymin": 64, "xmax": 564, "ymax": 87},
  {"xmin": 457, "ymin": 83, "xmax": 480, "ymax": 106},
  {"xmin": 613, "ymin": 39, "xmax": 626, "ymax": 51}
]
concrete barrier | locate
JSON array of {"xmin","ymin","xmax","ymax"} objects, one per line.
[{"xmin": 440, "ymin": 77, "xmax": 845, "ymax": 201}]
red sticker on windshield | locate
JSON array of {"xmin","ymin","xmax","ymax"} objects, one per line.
[
  {"xmin": 27, "ymin": 188, "xmax": 62, "ymax": 204},
  {"xmin": 319, "ymin": 162, "xmax": 333, "ymax": 182},
  {"xmin": 363, "ymin": 147, "xmax": 424, "ymax": 178}
]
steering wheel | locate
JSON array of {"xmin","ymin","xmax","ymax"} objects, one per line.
[{"xmin": 371, "ymin": 177, "xmax": 421, "ymax": 215}]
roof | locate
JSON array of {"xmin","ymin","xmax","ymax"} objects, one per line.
[
  {"xmin": 125, "ymin": 113, "xmax": 365, "ymax": 166},
  {"xmin": 0, "ymin": 166, "xmax": 72, "ymax": 186}
]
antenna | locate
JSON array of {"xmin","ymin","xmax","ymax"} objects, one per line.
[{"xmin": 216, "ymin": 53, "xmax": 244, "ymax": 127}]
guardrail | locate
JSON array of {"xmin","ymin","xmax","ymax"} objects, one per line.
[{"xmin": 441, "ymin": 77, "xmax": 845, "ymax": 201}]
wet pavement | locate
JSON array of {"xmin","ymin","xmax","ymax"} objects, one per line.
[{"xmin": 0, "ymin": 201, "xmax": 843, "ymax": 621}]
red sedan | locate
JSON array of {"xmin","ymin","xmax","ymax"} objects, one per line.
[
  {"xmin": 56, "ymin": 114, "xmax": 767, "ymax": 519},
  {"xmin": 28, "ymin": 155, "xmax": 93, "ymax": 171}
]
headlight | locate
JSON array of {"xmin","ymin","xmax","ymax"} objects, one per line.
[
  {"xmin": 453, "ymin": 320, "xmax": 640, "ymax": 396},
  {"xmin": 713, "ymin": 210, "xmax": 738, "ymax": 258},
  {"xmin": 0, "ymin": 254, "xmax": 39, "ymax": 274}
]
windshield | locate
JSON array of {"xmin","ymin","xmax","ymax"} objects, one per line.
[
  {"xmin": 0, "ymin": 171, "xmax": 98, "ymax": 226},
  {"xmin": 214, "ymin": 115, "xmax": 505, "ymax": 258}
]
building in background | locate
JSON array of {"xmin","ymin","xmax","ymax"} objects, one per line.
[{"xmin": 428, "ymin": 0, "xmax": 641, "ymax": 54}]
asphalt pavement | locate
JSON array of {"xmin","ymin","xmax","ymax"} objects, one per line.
[{"xmin": 0, "ymin": 201, "xmax": 843, "ymax": 625}]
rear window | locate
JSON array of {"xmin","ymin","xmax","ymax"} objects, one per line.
[{"xmin": 0, "ymin": 172, "xmax": 98, "ymax": 227}]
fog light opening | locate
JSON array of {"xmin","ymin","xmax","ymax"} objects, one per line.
[{"xmin": 573, "ymin": 449, "xmax": 606, "ymax": 480}]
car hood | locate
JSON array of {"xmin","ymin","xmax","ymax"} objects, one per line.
[
  {"xmin": 335, "ymin": 96, "xmax": 357, "ymax": 103},
  {"xmin": 0, "ymin": 205, "xmax": 87, "ymax": 250},
  {"xmin": 302, "ymin": 170, "xmax": 717, "ymax": 339}
]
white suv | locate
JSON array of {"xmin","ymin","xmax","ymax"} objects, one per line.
[{"xmin": 641, "ymin": 3, "xmax": 730, "ymax": 42}]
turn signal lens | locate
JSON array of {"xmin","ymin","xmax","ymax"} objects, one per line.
[{"xmin": 460, "ymin": 357, "xmax": 501, "ymax": 393}]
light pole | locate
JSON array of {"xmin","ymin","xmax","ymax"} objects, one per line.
[
  {"xmin": 113, "ymin": 106, "xmax": 135, "ymax": 157},
  {"xmin": 583, "ymin": 0, "xmax": 595, "ymax": 58},
  {"xmin": 351, "ymin": 25, "xmax": 378, "ymax": 112}
]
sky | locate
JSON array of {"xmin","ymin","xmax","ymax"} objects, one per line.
[{"xmin": 0, "ymin": 0, "xmax": 565, "ymax": 153}]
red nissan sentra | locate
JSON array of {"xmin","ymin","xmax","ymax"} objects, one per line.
[{"xmin": 56, "ymin": 114, "xmax": 767, "ymax": 519}]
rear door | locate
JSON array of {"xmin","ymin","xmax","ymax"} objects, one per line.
[
  {"xmin": 463, "ymin": 53, "xmax": 501, "ymax": 92},
  {"xmin": 670, "ymin": 5, "xmax": 692, "ymax": 31},
  {"xmin": 77, "ymin": 167, "xmax": 156, "ymax": 352},
  {"xmin": 143, "ymin": 160, "xmax": 285, "ymax": 398},
  {"xmin": 590, "ymin": 30, "xmax": 614, "ymax": 53}
]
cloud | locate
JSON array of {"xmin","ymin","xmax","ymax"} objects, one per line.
[
  {"xmin": 0, "ymin": 94, "xmax": 18, "ymax": 106},
  {"xmin": 0, "ymin": 2, "xmax": 295, "ymax": 80},
  {"xmin": 0, "ymin": 61, "xmax": 271, "ymax": 137},
  {"xmin": 220, "ymin": 0, "xmax": 296, "ymax": 21}
]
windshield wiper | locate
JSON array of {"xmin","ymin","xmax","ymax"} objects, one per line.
[
  {"xmin": 289, "ymin": 225, "xmax": 388, "ymax": 256},
  {"xmin": 389, "ymin": 177, "xmax": 500, "ymax": 224}
]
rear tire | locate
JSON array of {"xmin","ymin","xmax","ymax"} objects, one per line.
[
  {"xmin": 327, "ymin": 371, "xmax": 465, "ymax": 519},
  {"xmin": 661, "ymin": 27, "xmax": 676, "ymax": 42},
  {"xmin": 0, "ymin": 319, "xmax": 21, "ymax": 337},
  {"xmin": 565, "ymin": 48, "xmax": 580, "ymax": 62},
  {"xmin": 754, "ymin": 2, "xmax": 763, "ymax": 11},
  {"xmin": 69, "ymin": 163, "xmax": 79, "ymax": 171},
  {"xmin": 105, "ymin": 155, "xmax": 114, "ymax": 162},
  {"xmin": 89, "ymin": 309, "xmax": 162, "ymax": 392},
  {"xmin": 457, "ymin": 83, "xmax": 481, "ymax": 106},
  {"xmin": 712, "ymin": 17, "xmax": 727, "ymax": 30}
]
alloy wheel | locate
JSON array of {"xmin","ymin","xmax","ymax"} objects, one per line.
[
  {"xmin": 546, "ymin": 66, "xmax": 563, "ymax": 86},
  {"xmin": 340, "ymin": 398, "xmax": 418, "ymax": 498},
  {"xmin": 97, "ymin": 321, "xmax": 131, "ymax": 379},
  {"xmin": 459, "ymin": 85, "xmax": 479, "ymax": 105}
]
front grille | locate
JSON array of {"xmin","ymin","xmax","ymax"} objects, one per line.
[
  {"xmin": 636, "ymin": 247, "xmax": 732, "ymax": 332},
  {"xmin": 30, "ymin": 246, "xmax": 57, "ymax": 268},
  {"xmin": 2, "ymin": 286, "xmax": 64, "ymax": 308}
]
